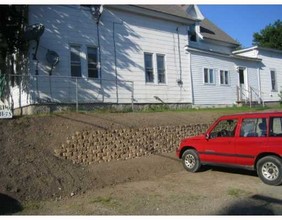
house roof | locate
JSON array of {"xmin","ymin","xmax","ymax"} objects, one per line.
[
  {"xmin": 134, "ymin": 5, "xmax": 239, "ymax": 46},
  {"xmin": 233, "ymin": 45, "xmax": 282, "ymax": 54},
  {"xmin": 199, "ymin": 19, "xmax": 240, "ymax": 46},
  {"xmin": 134, "ymin": 5, "xmax": 195, "ymax": 21}
]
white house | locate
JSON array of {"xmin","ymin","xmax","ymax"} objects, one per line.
[
  {"xmin": 4, "ymin": 5, "xmax": 282, "ymax": 114},
  {"xmin": 233, "ymin": 46, "xmax": 282, "ymax": 103}
]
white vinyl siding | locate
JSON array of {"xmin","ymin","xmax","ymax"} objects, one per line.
[{"xmin": 28, "ymin": 5, "xmax": 192, "ymax": 104}]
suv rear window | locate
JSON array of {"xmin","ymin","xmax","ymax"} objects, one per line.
[
  {"xmin": 240, "ymin": 118, "xmax": 267, "ymax": 137},
  {"xmin": 270, "ymin": 117, "xmax": 282, "ymax": 137}
]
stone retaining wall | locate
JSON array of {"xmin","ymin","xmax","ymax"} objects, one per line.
[{"xmin": 54, "ymin": 124, "xmax": 210, "ymax": 165}]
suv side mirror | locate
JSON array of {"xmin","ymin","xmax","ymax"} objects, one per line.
[{"xmin": 205, "ymin": 133, "xmax": 210, "ymax": 140}]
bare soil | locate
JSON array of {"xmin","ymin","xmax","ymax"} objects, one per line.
[{"xmin": 0, "ymin": 110, "xmax": 281, "ymax": 215}]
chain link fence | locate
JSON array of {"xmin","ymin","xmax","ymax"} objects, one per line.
[{"xmin": 1, "ymin": 74, "xmax": 135, "ymax": 112}]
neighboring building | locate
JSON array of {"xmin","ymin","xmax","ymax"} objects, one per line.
[
  {"xmin": 3, "ymin": 5, "xmax": 282, "ymax": 114},
  {"xmin": 233, "ymin": 46, "xmax": 282, "ymax": 103}
]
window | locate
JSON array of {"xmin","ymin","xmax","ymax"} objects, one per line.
[
  {"xmin": 240, "ymin": 118, "xmax": 267, "ymax": 137},
  {"xmin": 204, "ymin": 68, "xmax": 215, "ymax": 84},
  {"xmin": 87, "ymin": 47, "xmax": 98, "ymax": 78},
  {"xmin": 270, "ymin": 117, "xmax": 282, "ymax": 137},
  {"xmin": 157, "ymin": 55, "xmax": 166, "ymax": 84},
  {"xmin": 270, "ymin": 70, "xmax": 277, "ymax": 91},
  {"xmin": 220, "ymin": 70, "xmax": 229, "ymax": 85},
  {"xmin": 70, "ymin": 45, "xmax": 81, "ymax": 77},
  {"xmin": 209, "ymin": 119, "xmax": 238, "ymax": 138},
  {"xmin": 189, "ymin": 24, "xmax": 197, "ymax": 42},
  {"xmin": 144, "ymin": 53, "xmax": 154, "ymax": 83}
]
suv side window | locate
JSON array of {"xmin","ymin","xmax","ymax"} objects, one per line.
[
  {"xmin": 270, "ymin": 117, "xmax": 282, "ymax": 137},
  {"xmin": 210, "ymin": 119, "xmax": 237, "ymax": 138},
  {"xmin": 240, "ymin": 118, "xmax": 267, "ymax": 137}
]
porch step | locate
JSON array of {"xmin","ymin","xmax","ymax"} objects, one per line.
[{"xmin": 236, "ymin": 101, "xmax": 261, "ymax": 107}]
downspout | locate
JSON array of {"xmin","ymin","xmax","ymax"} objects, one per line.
[
  {"xmin": 113, "ymin": 21, "xmax": 123, "ymax": 104},
  {"xmin": 257, "ymin": 66, "xmax": 264, "ymax": 106},
  {"xmin": 176, "ymin": 27, "xmax": 183, "ymax": 85},
  {"xmin": 189, "ymin": 52, "xmax": 194, "ymax": 105},
  {"xmin": 96, "ymin": 23, "xmax": 104, "ymax": 102}
]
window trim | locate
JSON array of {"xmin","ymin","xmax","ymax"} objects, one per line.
[
  {"xmin": 69, "ymin": 44, "xmax": 82, "ymax": 78},
  {"xmin": 156, "ymin": 54, "xmax": 167, "ymax": 84},
  {"xmin": 219, "ymin": 69, "xmax": 230, "ymax": 86},
  {"xmin": 203, "ymin": 67, "xmax": 216, "ymax": 85}
]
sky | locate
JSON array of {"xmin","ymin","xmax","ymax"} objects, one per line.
[{"xmin": 199, "ymin": 5, "xmax": 282, "ymax": 48}]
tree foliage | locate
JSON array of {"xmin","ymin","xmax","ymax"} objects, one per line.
[
  {"xmin": 0, "ymin": 5, "xmax": 28, "ymax": 74},
  {"xmin": 253, "ymin": 19, "xmax": 282, "ymax": 50}
]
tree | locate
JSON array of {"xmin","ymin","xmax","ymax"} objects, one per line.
[
  {"xmin": 0, "ymin": 5, "xmax": 28, "ymax": 74},
  {"xmin": 253, "ymin": 19, "xmax": 282, "ymax": 50}
]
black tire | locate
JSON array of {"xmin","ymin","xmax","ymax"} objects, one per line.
[
  {"xmin": 181, "ymin": 149, "xmax": 201, "ymax": 172},
  {"xmin": 256, "ymin": 156, "xmax": 282, "ymax": 186}
]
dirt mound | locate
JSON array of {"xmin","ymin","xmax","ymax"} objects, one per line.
[{"xmin": 0, "ymin": 111, "xmax": 221, "ymax": 202}]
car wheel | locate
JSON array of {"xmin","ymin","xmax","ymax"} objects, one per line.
[
  {"xmin": 181, "ymin": 149, "xmax": 201, "ymax": 172},
  {"xmin": 256, "ymin": 156, "xmax": 282, "ymax": 186}
]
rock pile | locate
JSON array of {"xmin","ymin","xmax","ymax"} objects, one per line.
[{"xmin": 54, "ymin": 124, "xmax": 209, "ymax": 165}]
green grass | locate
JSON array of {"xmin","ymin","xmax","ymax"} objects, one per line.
[
  {"xmin": 227, "ymin": 188, "xmax": 248, "ymax": 198},
  {"xmin": 90, "ymin": 196, "xmax": 119, "ymax": 207}
]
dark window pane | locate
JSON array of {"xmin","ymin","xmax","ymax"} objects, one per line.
[
  {"xmin": 71, "ymin": 65, "xmax": 81, "ymax": 77},
  {"xmin": 220, "ymin": 70, "xmax": 224, "ymax": 84},
  {"xmin": 87, "ymin": 47, "xmax": 98, "ymax": 78},
  {"xmin": 145, "ymin": 53, "xmax": 153, "ymax": 83},
  {"xmin": 70, "ymin": 45, "xmax": 81, "ymax": 77},
  {"xmin": 70, "ymin": 46, "xmax": 81, "ymax": 62},
  {"xmin": 88, "ymin": 69, "xmax": 98, "ymax": 78},
  {"xmin": 157, "ymin": 55, "xmax": 165, "ymax": 83},
  {"xmin": 204, "ymin": 68, "xmax": 208, "ymax": 83},
  {"xmin": 209, "ymin": 69, "xmax": 214, "ymax": 83},
  {"xmin": 225, "ymin": 71, "xmax": 229, "ymax": 84},
  {"xmin": 271, "ymin": 70, "xmax": 277, "ymax": 91},
  {"xmin": 239, "ymin": 70, "xmax": 244, "ymax": 84}
]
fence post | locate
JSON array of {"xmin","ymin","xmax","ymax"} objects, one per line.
[
  {"xmin": 250, "ymin": 87, "xmax": 252, "ymax": 108},
  {"xmin": 75, "ymin": 77, "xmax": 78, "ymax": 112},
  {"xmin": 131, "ymin": 81, "xmax": 134, "ymax": 111}
]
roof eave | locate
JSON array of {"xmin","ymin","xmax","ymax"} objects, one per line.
[{"xmin": 186, "ymin": 46, "xmax": 261, "ymax": 62}]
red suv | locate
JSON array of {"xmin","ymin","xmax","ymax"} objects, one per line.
[{"xmin": 176, "ymin": 112, "xmax": 282, "ymax": 186}]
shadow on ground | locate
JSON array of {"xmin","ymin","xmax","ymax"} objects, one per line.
[
  {"xmin": 220, "ymin": 194, "xmax": 282, "ymax": 215},
  {"xmin": 0, "ymin": 193, "xmax": 23, "ymax": 215},
  {"xmin": 198, "ymin": 165, "xmax": 257, "ymax": 177}
]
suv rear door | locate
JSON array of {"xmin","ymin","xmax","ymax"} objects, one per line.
[{"xmin": 235, "ymin": 116, "xmax": 268, "ymax": 167}]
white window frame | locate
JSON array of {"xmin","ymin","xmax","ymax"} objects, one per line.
[
  {"xmin": 156, "ymin": 54, "xmax": 166, "ymax": 84},
  {"xmin": 203, "ymin": 67, "xmax": 216, "ymax": 85},
  {"xmin": 270, "ymin": 69, "xmax": 277, "ymax": 92},
  {"xmin": 219, "ymin": 70, "xmax": 230, "ymax": 86},
  {"xmin": 69, "ymin": 44, "xmax": 82, "ymax": 78}
]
